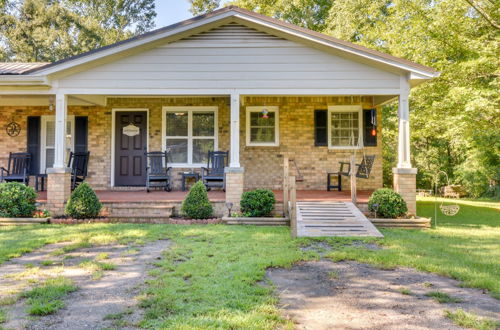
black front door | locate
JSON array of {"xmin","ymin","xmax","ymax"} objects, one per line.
[{"xmin": 114, "ymin": 111, "xmax": 147, "ymax": 186}]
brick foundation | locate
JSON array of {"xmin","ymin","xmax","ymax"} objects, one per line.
[
  {"xmin": 46, "ymin": 168, "xmax": 72, "ymax": 216},
  {"xmin": 225, "ymin": 167, "xmax": 245, "ymax": 214},
  {"xmin": 393, "ymin": 168, "xmax": 417, "ymax": 215}
]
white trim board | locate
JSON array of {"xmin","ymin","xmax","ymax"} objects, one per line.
[
  {"xmin": 40, "ymin": 115, "xmax": 75, "ymax": 172},
  {"xmin": 245, "ymin": 106, "xmax": 280, "ymax": 147},
  {"xmin": 327, "ymin": 105, "xmax": 363, "ymax": 150},
  {"xmin": 110, "ymin": 108, "xmax": 149, "ymax": 187}
]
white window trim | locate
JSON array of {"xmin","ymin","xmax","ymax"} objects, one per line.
[
  {"xmin": 162, "ymin": 106, "xmax": 218, "ymax": 168},
  {"xmin": 40, "ymin": 115, "xmax": 75, "ymax": 172},
  {"xmin": 327, "ymin": 105, "xmax": 363, "ymax": 150},
  {"xmin": 246, "ymin": 106, "xmax": 280, "ymax": 147}
]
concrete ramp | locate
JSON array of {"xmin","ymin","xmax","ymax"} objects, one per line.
[{"xmin": 296, "ymin": 202, "xmax": 383, "ymax": 237}]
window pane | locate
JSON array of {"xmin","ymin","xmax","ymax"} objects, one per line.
[
  {"xmin": 166, "ymin": 112, "xmax": 188, "ymax": 136},
  {"xmin": 193, "ymin": 139, "xmax": 214, "ymax": 164},
  {"xmin": 193, "ymin": 112, "xmax": 215, "ymax": 136},
  {"xmin": 46, "ymin": 121, "xmax": 55, "ymax": 147},
  {"xmin": 46, "ymin": 148, "xmax": 54, "ymax": 169},
  {"xmin": 250, "ymin": 127, "xmax": 275, "ymax": 143},
  {"xmin": 166, "ymin": 139, "xmax": 188, "ymax": 163},
  {"xmin": 331, "ymin": 111, "xmax": 359, "ymax": 147},
  {"xmin": 250, "ymin": 111, "xmax": 275, "ymax": 126}
]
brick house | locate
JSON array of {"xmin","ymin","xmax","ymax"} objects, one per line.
[{"xmin": 0, "ymin": 6, "xmax": 438, "ymax": 217}]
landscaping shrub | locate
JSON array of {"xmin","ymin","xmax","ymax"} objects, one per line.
[
  {"xmin": 240, "ymin": 189, "xmax": 275, "ymax": 217},
  {"xmin": 181, "ymin": 181, "xmax": 213, "ymax": 219},
  {"xmin": 65, "ymin": 183, "xmax": 102, "ymax": 219},
  {"xmin": 0, "ymin": 182, "xmax": 37, "ymax": 217},
  {"xmin": 368, "ymin": 188, "xmax": 408, "ymax": 218}
]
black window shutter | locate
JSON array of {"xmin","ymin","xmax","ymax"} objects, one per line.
[
  {"xmin": 314, "ymin": 110, "xmax": 328, "ymax": 146},
  {"xmin": 27, "ymin": 116, "xmax": 41, "ymax": 175},
  {"xmin": 363, "ymin": 109, "xmax": 377, "ymax": 147},
  {"xmin": 75, "ymin": 116, "xmax": 88, "ymax": 153}
]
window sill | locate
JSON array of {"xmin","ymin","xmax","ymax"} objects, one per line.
[{"xmin": 328, "ymin": 146, "xmax": 362, "ymax": 150}]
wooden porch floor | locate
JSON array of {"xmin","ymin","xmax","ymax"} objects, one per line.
[{"xmin": 36, "ymin": 190, "xmax": 372, "ymax": 203}]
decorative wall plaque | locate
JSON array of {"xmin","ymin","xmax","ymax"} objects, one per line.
[
  {"xmin": 123, "ymin": 123, "xmax": 140, "ymax": 137},
  {"xmin": 6, "ymin": 122, "xmax": 21, "ymax": 137}
]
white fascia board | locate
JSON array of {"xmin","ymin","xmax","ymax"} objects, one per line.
[
  {"xmin": 32, "ymin": 12, "xmax": 236, "ymax": 76},
  {"xmin": 233, "ymin": 13, "xmax": 437, "ymax": 79}
]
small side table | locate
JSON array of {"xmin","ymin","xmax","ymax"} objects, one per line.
[
  {"xmin": 35, "ymin": 174, "xmax": 48, "ymax": 192},
  {"xmin": 181, "ymin": 172, "xmax": 200, "ymax": 191}
]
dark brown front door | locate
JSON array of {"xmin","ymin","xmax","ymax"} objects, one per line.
[{"xmin": 114, "ymin": 111, "xmax": 147, "ymax": 186}]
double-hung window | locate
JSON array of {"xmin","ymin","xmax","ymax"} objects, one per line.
[
  {"xmin": 40, "ymin": 115, "xmax": 75, "ymax": 172},
  {"xmin": 328, "ymin": 105, "xmax": 363, "ymax": 149},
  {"xmin": 163, "ymin": 107, "xmax": 218, "ymax": 166},
  {"xmin": 246, "ymin": 106, "xmax": 279, "ymax": 146}
]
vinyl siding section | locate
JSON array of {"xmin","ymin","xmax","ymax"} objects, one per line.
[{"xmin": 58, "ymin": 23, "xmax": 400, "ymax": 92}]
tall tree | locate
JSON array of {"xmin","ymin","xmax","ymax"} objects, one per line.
[{"xmin": 0, "ymin": 0, "xmax": 156, "ymax": 62}]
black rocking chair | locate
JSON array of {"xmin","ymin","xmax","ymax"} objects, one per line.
[
  {"xmin": 145, "ymin": 151, "xmax": 172, "ymax": 192},
  {"xmin": 201, "ymin": 151, "xmax": 228, "ymax": 191},
  {"xmin": 327, "ymin": 155, "xmax": 376, "ymax": 191},
  {"xmin": 68, "ymin": 151, "xmax": 90, "ymax": 190},
  {"xmin": 0, "ymin": 152, "xmax": 31, "ymax": 185}
]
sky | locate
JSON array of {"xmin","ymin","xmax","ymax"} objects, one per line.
[{"xmin": 154, "ymin": 0, "xmax": 193, "ymax": 28}]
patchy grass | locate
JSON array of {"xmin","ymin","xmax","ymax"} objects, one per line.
[
  {"xmin": 104, "ymin": 308, "xmax": 133, "ymax": 321},
  {"xmin": 426, "ymin": 291, "xmax": 463, "ymax": 303},
  {"xmin": 79, "ymin": 259, "xmax": 116, "ymax": 279},
  {"xmin": 139, "ymin": 225, "xmax": 308, "ymax": 329},
  {"xmin": 0, "ymin": 309, "xmax": 6, "ymax": 323},
  {"xmin": 40, "ymin": 260, "xmax": 56, "ymax": 266},
  {"xmin": 0, "ymin": 223, "xmax": 174, "ymax": 265},
  {"xmin": 311, "ymin": 199, "xmax": 500, "ymax": 298},
  {"xmin": 0, "ymin": 296, "xmax": 18, "ymax": 306},
  {"xmin": 95, "ymin": 252, "xmax": 109, "ymax": 261},
  {"xmin": 445, "ymin": 309, "xmax": 500, "ymax": 330},
  {"xmin": 398, "ymin": 287, "xmax": 412, "ymax": 295},
  {"xmin": 21, "ymin": 276, "xmax": 77, "ymax": 315},
  {"xmin": 328, "ymin": 271, "xmax": 340, "ymax": 280}
]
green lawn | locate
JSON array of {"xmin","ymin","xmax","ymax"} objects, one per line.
[{"xmin": 0, "ymin": 197, "xmax": 498, "ymax": 327}]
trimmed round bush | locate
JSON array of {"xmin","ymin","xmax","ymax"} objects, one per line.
[
  {"xmin": 65, "ymin": 183, "xmax": 102, "ymax": 219},
  {"xmin": 240, "ymin": 189, "xmax": 275, "ymax": 217},
  {"xmin": 368, "ymin": 188, "xmax": 408, "ymax": 218},
  {"xmin": 181, "ymin": 181, "xmax": 213, "ymax": 219},
  {"xmin": 0, "ymin": 182, "xmax": 37, "ymax": 217}
]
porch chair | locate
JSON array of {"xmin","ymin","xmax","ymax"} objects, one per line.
[
  {"xmin": 327, "ymin": 155, "xmax": 376, "ymax": 191},
  {"xmin": 68, "ymin": 151, "xmax": 90, "ymax": 190},
  {"xmin": 145, "ymin": 151, "xmax": 172, "ymax": 192},
  {"xmin": 0, "ymin": 152, "xmax": 31, "ymax": 185},
  {"xmin": 201, "ymin": 151, "xmax": 228, "ymax": 191}
]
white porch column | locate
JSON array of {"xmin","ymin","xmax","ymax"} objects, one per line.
[
  {"xmin": 47, "ymin": 92, "xmax": 72, "ymax": 216},
  {"xmin": 225, "ymin": 93, "xmax": 244, "ymax": 214},
  {"xmin": 229, "ymin": 93, "xmax": 240, "ymax": 167},
  {"xmin": 394, "ymin": 75, "xmax": 417, "ymax": 215},
  {"xmin": 53, "ymin": 93, "xmax": 68, "ymax": 168},
  {"xmin": 397, "ymin": 75, "xmax": 411, "ymax": 168}
]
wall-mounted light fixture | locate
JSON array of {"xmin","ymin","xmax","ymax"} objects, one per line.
[{"xmin": 48, "ymin": 95, "xmax": 55, "ymax": 111}]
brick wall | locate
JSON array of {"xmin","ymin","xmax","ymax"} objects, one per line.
[{"xmin": 0, "ymin": 95, "xmax": 383, "ymax": 191}]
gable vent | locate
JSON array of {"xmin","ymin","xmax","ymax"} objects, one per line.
[{"xmin": 182, "ymin": 23, "xmax": 284, "ymax": 42}]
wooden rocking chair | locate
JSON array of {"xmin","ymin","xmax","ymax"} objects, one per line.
[
  {"xmin": 327, "ymin": 155, "xmax": 376, "ymax": 191},
  {"xmin": 201, "ymin": 151, "xmax": 228, "ymax": 191},
  {"xmin": 0, "ymin": 152, "xmax": 31, "ymax": 185},
  {"xmin": 68, "ymin": 151, "xmax": 90, "ymax": 190},
  {"xmin": 145, "ymin": 151, "xmax": 172, "ymax": 192}
]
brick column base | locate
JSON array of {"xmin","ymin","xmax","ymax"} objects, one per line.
[
  {"xmin": 393, "ymin": 168, "xmax": 417, "ymax": 216},
  {"xmin": 225, "ymin": 167, "xmax": 245, "ymax": 215},
  {"xmin": 46, "ymin": 168, "xmax": 72, "ymax": 216}
]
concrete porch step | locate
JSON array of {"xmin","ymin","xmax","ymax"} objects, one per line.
[{"xmin": 106, "ymin": 215, "xmax": 171, "ymax": 223}]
